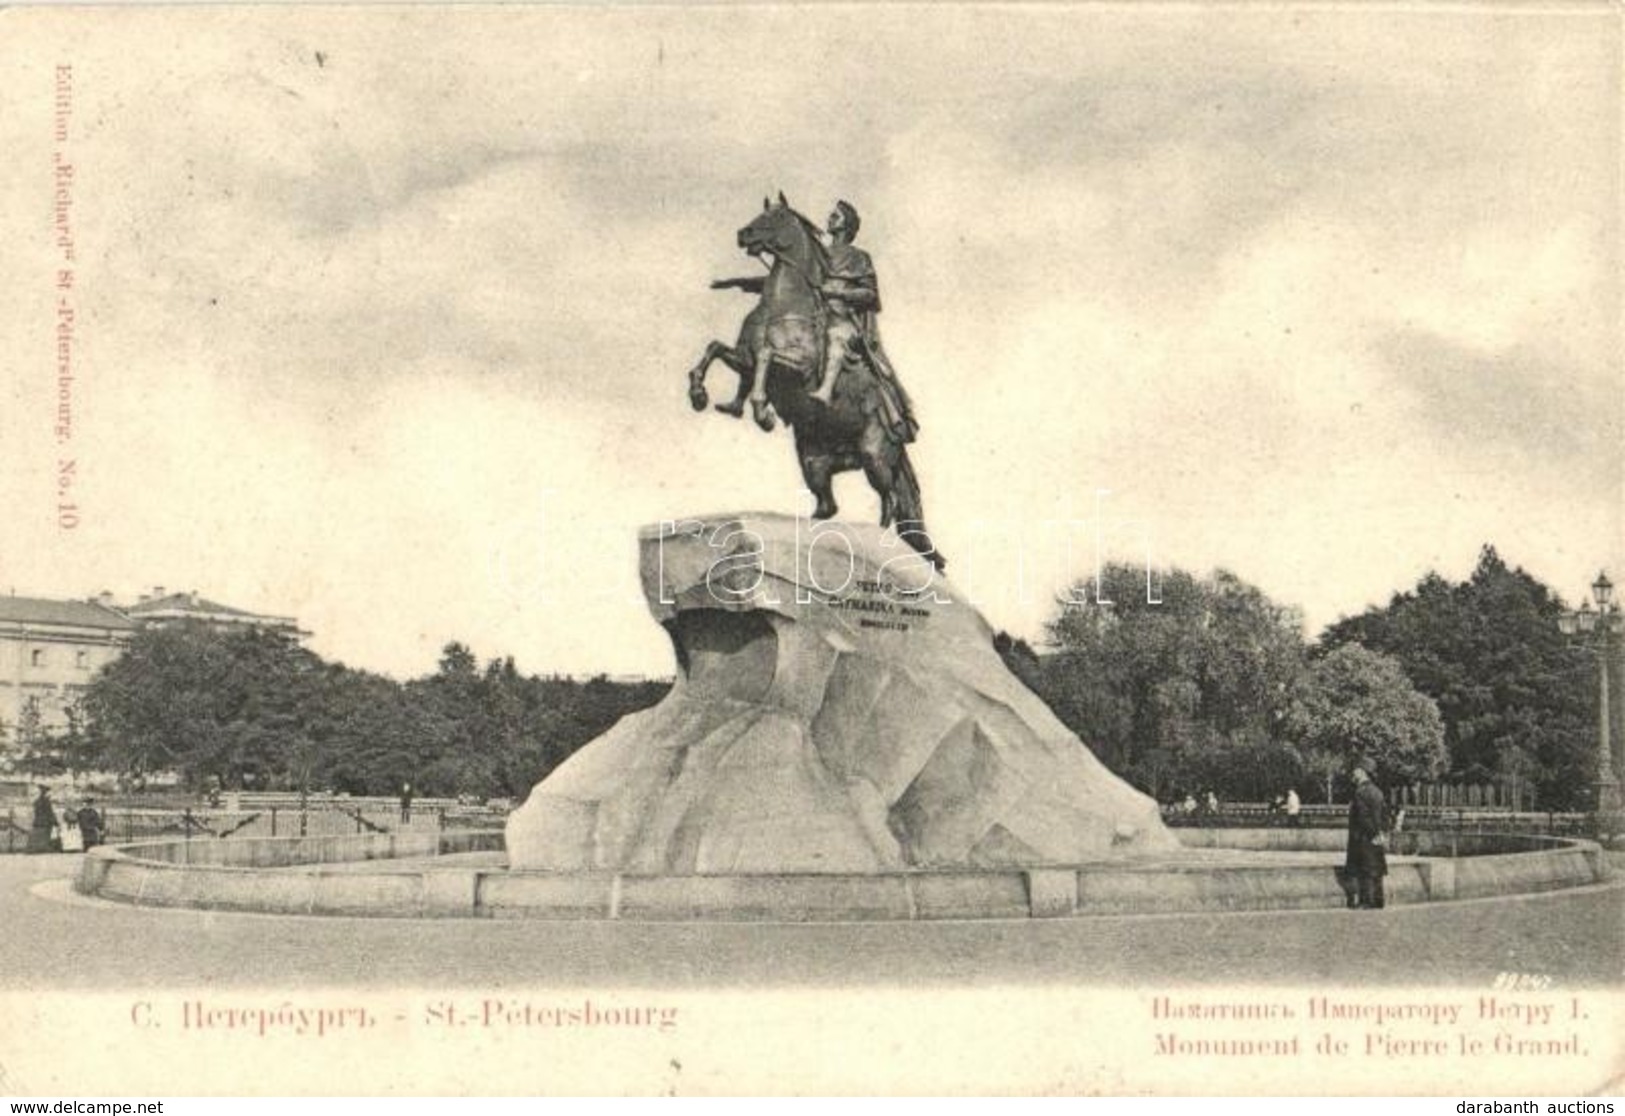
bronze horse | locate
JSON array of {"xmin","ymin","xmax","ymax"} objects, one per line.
[{"xmin": 686, "ymin": 196, "xmax": 943, "ymax": 570}]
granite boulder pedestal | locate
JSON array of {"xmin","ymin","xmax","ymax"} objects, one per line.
[{"xmin": 506, "ymin": 513, "xmax": 1177, "ymax": 874}]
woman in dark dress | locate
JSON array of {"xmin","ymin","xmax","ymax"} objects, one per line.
[{"xmin": 26, "ymin": 786, "xmax": 59, "ymax": 854}]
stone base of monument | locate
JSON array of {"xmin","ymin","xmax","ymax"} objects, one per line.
[
  {"xmin": 505, "ymin": 513, "xmax": 1179, "ymax": 874},
  {"xmin": 74, "ymin": 830, "xmax": 1611, "ymax": 919}
]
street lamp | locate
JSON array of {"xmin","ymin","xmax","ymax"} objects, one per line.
[{"xmin": 1558, "ymin": 571, "xmax": 1623, "ymax": 818}]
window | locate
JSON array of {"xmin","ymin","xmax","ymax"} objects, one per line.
[{"xmin": 30, "ymin": 649, "xmax": 44, "ymax": 668}]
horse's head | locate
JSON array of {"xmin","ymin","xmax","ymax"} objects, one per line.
[{"xmin": 738, "ymin": 193, "xmax": 827, "ymax": 274}]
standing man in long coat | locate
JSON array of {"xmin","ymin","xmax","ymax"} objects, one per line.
[
  {"xmin": 1345, "ymin": 764, "xmax": 1389, "ymax": 909},
  {"xmin": 76, "ymin": 797, "xmax": 105, "ymax": 849}
]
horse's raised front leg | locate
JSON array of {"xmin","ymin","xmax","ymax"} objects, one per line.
[
  {"xmin": 687, "ymin": 341, "xmax": 731, "ymax": 412},
  {"xmin": 712, "ymin": 348, "xmax": 757, "ymax": 419}
]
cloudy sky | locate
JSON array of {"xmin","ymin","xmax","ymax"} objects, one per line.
[{"xmin": 1, "ymin": 6, "xmax": 1618, "ymax": 679}]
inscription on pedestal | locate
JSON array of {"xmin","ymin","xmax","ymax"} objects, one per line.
[{"xmin": 823, "ymin": 578, "xmax": 934, "ymax": 633}]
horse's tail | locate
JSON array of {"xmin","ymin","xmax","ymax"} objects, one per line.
[{"xmin": 892, "ymin": 450, "xmax": 945, "ymax": 571}]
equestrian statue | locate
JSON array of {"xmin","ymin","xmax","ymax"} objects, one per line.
[{"xmin": 685, "ymin": 195, "xmax": 943, "ymax": 570}]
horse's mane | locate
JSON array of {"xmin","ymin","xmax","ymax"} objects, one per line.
[{"xmin": 784, "ymin": 205, "xmax": 830, "ymax": 270}]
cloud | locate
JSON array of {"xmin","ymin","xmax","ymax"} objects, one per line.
[{"xmin": 1375, "ymin": 327, "xmax": 1621, "ymax": 480}]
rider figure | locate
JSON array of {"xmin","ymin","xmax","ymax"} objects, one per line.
[
  {"xmin": 709, "ymin": 200, "xmax": 917, "ymax": 444},
  {"xmin": 815, "ymin": 201, "xmax": 917, "ymax": 443}
]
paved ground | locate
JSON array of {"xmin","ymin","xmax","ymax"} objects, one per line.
[{"xmin": 2, "ymin": 853, "xmax": 1620, "ymax": 990}]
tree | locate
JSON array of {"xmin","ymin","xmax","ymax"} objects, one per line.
[
  {"xmin": 437, "ymin": 642, "xmax": 478, "ymax": 679},
  {"xmin": 13, "ymin": 698, "xmax": 65, "ymax": 778},
  {"xmin": 1319, "ymin": 545, "xmax": 1594, "ymax": 808},
  {"xmin": 398, "ymin": 645, "xmax": 671, "ymax": 800},
  {"xmin": 316, "ymin": 669, "xmax": 432, "ymax": 796},
  {"xmin": 1288, "ymin": 644, "xmax": 1447, "ymax": 801},
  {"xmin": 80, "ymin": 623, "xmax": 329, "ymax": 790},
  {"xmin": 1037, "ymin": 564, "xmax": 1308, "ymax": 799},
  {"xmin": 77, "ymin": 628, "xmax": 672, "ymax": 801}
]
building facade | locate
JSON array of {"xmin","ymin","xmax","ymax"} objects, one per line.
[
  {"xmin": 0, "ymin": 596, "xmax": 136, "ymax": 749},
  {"xmin": 0, "ymin": 588, "xmax": 306, "ymax": 759},
  {"xmin": 121, "ymin": 588, "xmax": 304, "ymax": 637}
]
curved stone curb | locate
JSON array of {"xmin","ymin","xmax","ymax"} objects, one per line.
[
  {"xmin": 76, "ymin": 829, "xmax": 1610, "ymax": 921},
  {"xmin": 76, "ymin": 831, "xmax": 506, "ymax": 918}
]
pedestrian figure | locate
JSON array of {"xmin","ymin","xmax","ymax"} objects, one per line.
[
  {"xmin": 27, "ymin": 786, "xmax": 59, "ymax": 854},
  {"xmin": 1344, "ymin": 765, "xmax": 1388, "ymax": 909},
  {"xmin": 59, "ymin": 800, "xmax": 84, "ymax": 852},
  {"xmin": 77, "ymin": 797, "xmax": 105, "ymax": 849},
  {"xmin": 1286, "ymin": 787, "xmax": 1301, "ymax": 828},
  {"xmin": 399, "ymin": 782, "xmax": 414, "ymax": 824}
]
